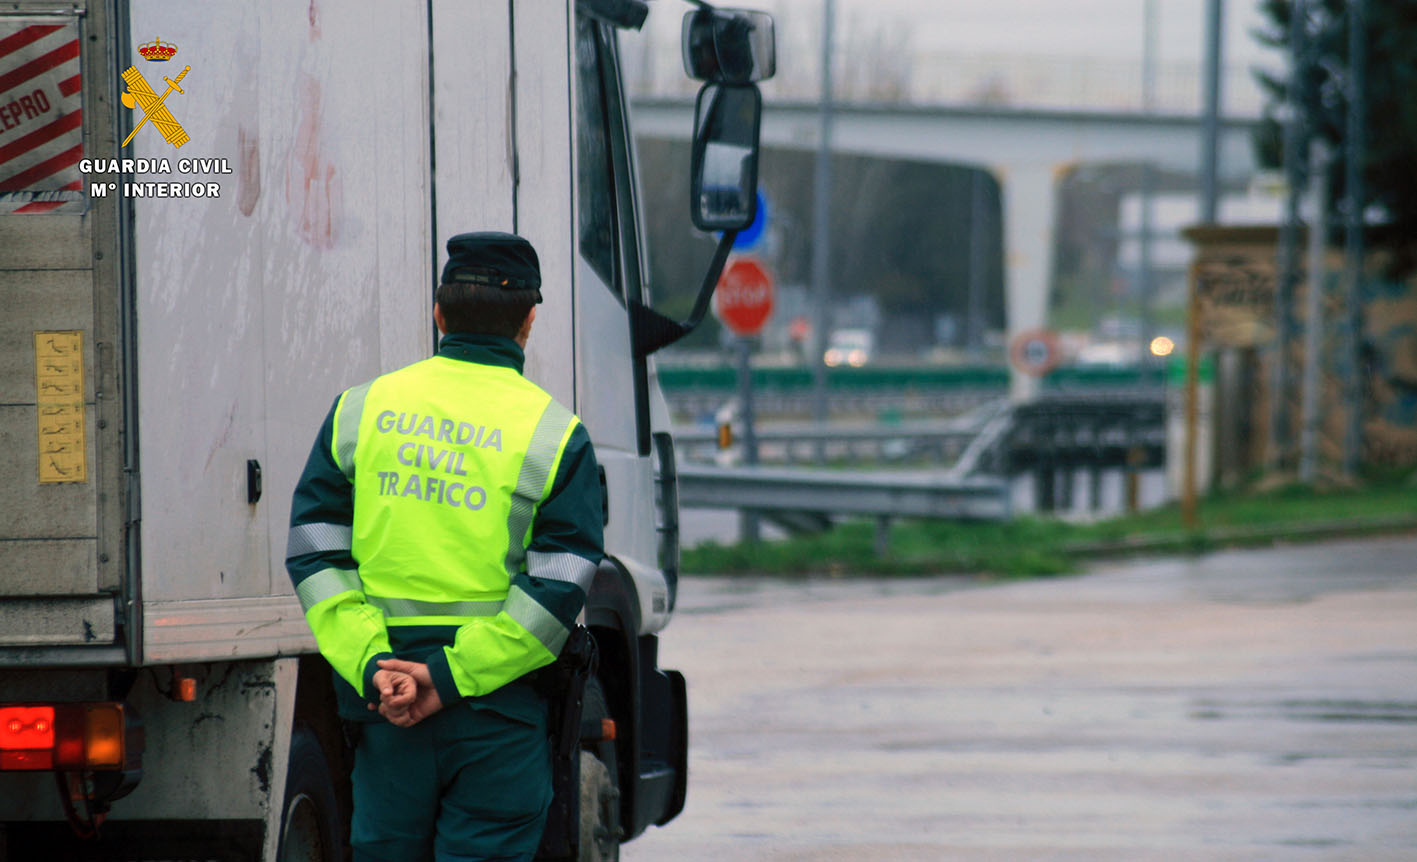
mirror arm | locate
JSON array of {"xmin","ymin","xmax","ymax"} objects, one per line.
[
  {"xmin": 632, "ymin": 229, "xmax": 738, "ymax": 358},
  {"xmin": 684, "ymin": 228, "xmax": 738, "ymax": 334}
]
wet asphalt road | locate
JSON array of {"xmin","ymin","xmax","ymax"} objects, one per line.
[{"xmin": 623, "ymin": 535, "xmax": 1417, "ymax": 861}]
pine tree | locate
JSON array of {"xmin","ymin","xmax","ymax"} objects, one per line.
[{"xmin": 1254, "ymin": 0, "xmax": 1417, "ymax": 272}]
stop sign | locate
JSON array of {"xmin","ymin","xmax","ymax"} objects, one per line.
[{"xmin": 713, "ymin": 257, "xmax": 774, "ymax": 337}]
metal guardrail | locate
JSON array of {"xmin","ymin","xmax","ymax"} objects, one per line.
[
  {"xmin": 678, "ymin": 464, "xmax": 1011, "ymax": 519},
  {"xmin": 673, "ymin": 419, "xmax": 983, "ymax": 448},
  {"xmin": 671, "ymin": 392, "xmax": 1170, "ymax": 551},
  {"xmin": 673, "ymin": 398, "xmax": 1011, "ymax": 466},
  {"xmin": 674, "ymin": 419, "xmax": 980, "ymax": 465},
  {"xmin": 677, "ymin": 463, "xmax": 1011, "ymax": 553}
]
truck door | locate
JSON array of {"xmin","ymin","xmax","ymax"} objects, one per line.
[{"xmin": 570, "ymin": 11, "xmax": 666, "ymax": 619}]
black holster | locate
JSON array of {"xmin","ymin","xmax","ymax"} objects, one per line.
[{"xmin": 532, "ymin": 625, "xmax": 598, "ymax": 860}]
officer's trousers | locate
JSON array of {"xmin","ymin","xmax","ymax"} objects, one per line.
[{"xmin": 351, "ymin": 701, "xmax": 553, "ymax": 862}]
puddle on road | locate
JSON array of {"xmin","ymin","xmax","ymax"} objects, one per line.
[
  {"xmin": 677, "ymin": 574, "xmax": 990, "ymax": 616},
  {"xmin": 1191, "ymin": 698, "xmax": 1417, "ymax": 725}
]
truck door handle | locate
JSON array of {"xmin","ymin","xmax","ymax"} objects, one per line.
[
  {"xmin": 247, "ymin": 459, "xmax": 262, "ymax": 504},
  {"xmin": 598, "ymin": 465, "xmax": 609, "ymax": 527}
]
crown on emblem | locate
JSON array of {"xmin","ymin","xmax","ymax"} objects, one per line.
[{"xmin": 138, "ymin": 37, "xmax": 178, "ymax": 62}]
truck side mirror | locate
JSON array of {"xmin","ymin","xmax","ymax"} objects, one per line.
[
  {"xmin": 690, "ymin": 83, "xmax": 762, "ymax": 232},
  {"xmin": 682, "ymin": 9, "xmax": 776, "ymax": 84},
  {"xmin": 628, "ymin": 10, "xmax": 774, "ymax": 359}
]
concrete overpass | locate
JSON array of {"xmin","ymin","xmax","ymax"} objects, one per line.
[{"xmin": 630, "ymin": 98, "xmax": 1261, "ymax": 395}]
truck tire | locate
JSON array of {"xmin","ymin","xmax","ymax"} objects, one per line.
[
  {"xmin": 278, "ymin": 726, "xmax": 342, "ymax": 862},
  {"xmin": 579, "ymin": 678, "xmax": 621, "ymax": 862}
]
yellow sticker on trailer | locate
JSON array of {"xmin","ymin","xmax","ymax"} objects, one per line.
[{"xmin": 34, "ymin": 330, "xmax": 86, "ymax": 484}]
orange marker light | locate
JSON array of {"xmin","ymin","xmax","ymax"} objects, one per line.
[
  {"xmin": 84, "ymin": 704, "xmax": 124, "ymax": 769},
  {"xmin": 176, "ymin": 677, "xmax": 197, "ymax": 702}
]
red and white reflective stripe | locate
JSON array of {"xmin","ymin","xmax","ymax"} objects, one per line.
[
  {"xmin": 0, "ymin": 20, "xmax": 83, "ymax": 214},
  {"xmin": 10, "ymin": 178, "xmax": 80, "ymax": 213}
]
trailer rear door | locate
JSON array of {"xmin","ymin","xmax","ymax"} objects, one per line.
[{"xmin": 0, "ymin": 3, "xmax": 129, "ymax": 662}]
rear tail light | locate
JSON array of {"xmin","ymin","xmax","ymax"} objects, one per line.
[{"xmin": 0, "ymin": 703, "xmax": 128, "ymax": 771}]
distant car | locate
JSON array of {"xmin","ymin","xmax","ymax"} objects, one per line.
[{"xmin": 824, "ymin": 328, "xmax": 875, "ymax": 367}]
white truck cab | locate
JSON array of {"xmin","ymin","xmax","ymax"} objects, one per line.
[{"xmin": 0, "ymin": 1, "xmax": 773, "ymax": 859}]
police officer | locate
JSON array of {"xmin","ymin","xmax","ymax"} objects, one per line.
[{"xmin": 285, "ymin": 232, "xmax": 605, "ymax": 861}]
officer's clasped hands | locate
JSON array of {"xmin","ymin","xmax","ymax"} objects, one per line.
[
  {"xmin": 372, "ymin": 658, "xmax": 445, "ymax": 728},
  {"xmin": 368, "ymin": 667, "xmax": 416, "ymax": 724}
]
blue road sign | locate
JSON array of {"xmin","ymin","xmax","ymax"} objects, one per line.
[{"xmin": 731, "ymin": 190, "xmax": 768, "ymax": 250}]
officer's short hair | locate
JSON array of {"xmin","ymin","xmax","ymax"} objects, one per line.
[{"xmin": 436, "ymin": 280, "xmax": 537, "ymax": 339}]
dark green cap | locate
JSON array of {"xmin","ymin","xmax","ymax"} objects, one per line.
[{"xmin": 441, "ymin": 231, "xmax": 542, "ymax": 302}]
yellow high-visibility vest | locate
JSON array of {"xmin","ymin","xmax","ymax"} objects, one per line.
[{"xmin": 331, "ymin": 355, "xmax": 577, "ymax": 627}]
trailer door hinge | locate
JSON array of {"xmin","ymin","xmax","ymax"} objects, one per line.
[{"xmin": 125, "ymin": 470, "xmax": 141, "ymax": 524}]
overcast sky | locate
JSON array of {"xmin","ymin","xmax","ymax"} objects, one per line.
[
  {"xmin": 772, "ymin": 0, "xmax": 1280, "ymax": 64},
  {"xmin": 637, "ymin": 0, "xmax": 1285, "ymax": 113}
]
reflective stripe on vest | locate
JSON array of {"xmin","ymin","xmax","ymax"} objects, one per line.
[
  {"xmin": 286, "ymin": 521, "xmax": 352, "ymax": 559},
  {"xmin": 503, "ymin": 399, "xmax": 577, "ymax": 576},
  {"xmin": 297, "ymin": 565, "xmax": 502, "ymax": 622},
  {"xmin": 296, "ymin": 567, "xmax": 362, "ymax": 612},
  {"xmin": 504, "ymin": 582, "xmax": 570, "ymax": 655},
  {"xmin": 526, "ymin": 550, "xmax": 596, "ymax": 592},
  {"xmin": 332, "ymin": 379, "xmax": 374, "ymax": 480},
  {"xmin": 366, "ymin": 596, "xmax": 503, "ymax": 619}
]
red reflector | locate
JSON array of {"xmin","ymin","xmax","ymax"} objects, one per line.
[
  {"xmin": 0, "ymin": 706, "xmax": 55, "ymax": 750},
  {"xmin": 1, "ymin": 750, "xmax": 54, "ymax": 770}
]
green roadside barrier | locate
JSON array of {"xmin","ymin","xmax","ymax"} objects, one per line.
[{"xmin": 658, "ymin": 363, "xmax": 1169, "ymax": 395}]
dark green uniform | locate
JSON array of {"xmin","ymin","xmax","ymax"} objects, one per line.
[{"xmin": 286, "ymin": 333, "xmax": 604, "ymax": 862}]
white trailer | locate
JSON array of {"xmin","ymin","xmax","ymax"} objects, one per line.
[{"xmin": 0, "ymin": 1, "xmax": 773, "ymax": 858}]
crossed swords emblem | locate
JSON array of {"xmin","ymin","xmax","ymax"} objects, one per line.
[{"xmin": 120, "ymin": 64, "xmax": 191, "ymax": 148}]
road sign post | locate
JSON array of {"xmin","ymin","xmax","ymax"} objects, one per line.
[{"xmin": 714, "ymin": 257, "xmax": 775, "ymax": 544}]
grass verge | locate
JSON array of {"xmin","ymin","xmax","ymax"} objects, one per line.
[{"xmin": 681, "ymin": 478, "xmax": 1417, "ymax": 577}]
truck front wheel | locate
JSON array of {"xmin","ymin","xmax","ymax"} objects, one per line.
[
  {"xmin": 278, "ymin": 725, "xmax": 343, "ymax": 862},
  {"xmin": 579, "ymin": 678, "xmax": 621, "ymax": 861}
]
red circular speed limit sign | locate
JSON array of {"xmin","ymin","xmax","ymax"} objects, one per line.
[
  {"xmin": 1009, "ymin": 329, "xmax": 1061, "ymax": 377},
  {"xmin": 713, "ymin": 257, "xmax": 775, "ymax": 337}
]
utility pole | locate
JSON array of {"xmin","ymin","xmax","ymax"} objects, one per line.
[
  {"xmin": 809, "ymin": 0, "xmax": 836, "ymax": 463},
  {"xmin": 1198, "ymin": 0, "xmax": 1223, "ymax": 224},
  {"xmin": 1183, "ymin": 0, "xmax": 1224, "ymax": 527},
  {"xmin": 1340, "ymin": 0, "xmax": 1367, "ymax": 478},
  {"xmin": 1139, "ymin": 0, "xmax": 1158, "ymax": 362},
  {"xmin": 1299, "ymin": 140, "xmax": 1329, "ymax": 483},
  {"xmin": 1271, "ymin": 0, "xmax": 1309, "ymax": 471},
  {"xmin": 736, "ymin": 336, "xmax": 760, "ymax": 542}
]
